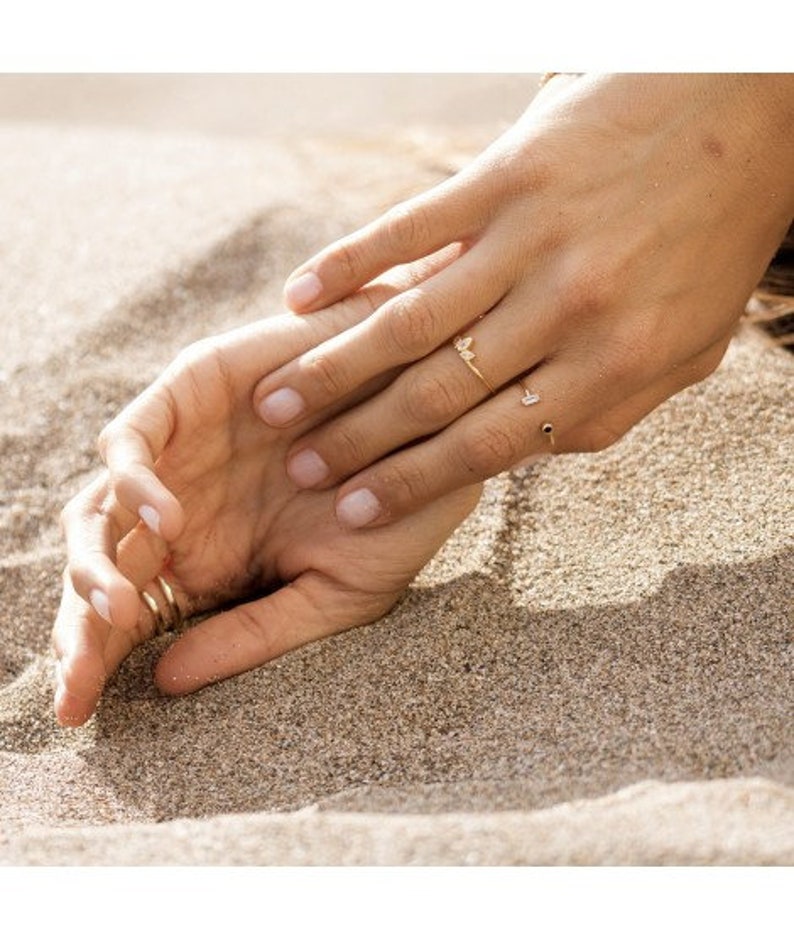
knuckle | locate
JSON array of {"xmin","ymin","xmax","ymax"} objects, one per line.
[
  {"xmin": 463, "ymin": 422, "xmax": 520, "ymax": 477},
  {"xmin": 384, "ymin": 459, "xmax": 432, "ymax": 507},
  {"xmin": 302, "ymin": 350, "xmax": 348, "ymax": 401},
  {"xmin": 106, "ymin": 464, "xmax": 132, "ymax": 499},
  {"xmin": 384, "ymin": 201, "xmax": 433, "ymax": 254},
  {"xmin": 560, "ymin": 265, "xmax": 612, "ymax": 322},
  {"xmin": 327, "ymin": 238, "xmax": 365, "ymax": 283},
  {"xmin": 233, "ymin": 604, "xmax": 274, "ymax": 652},
  {"xmin": 171, "ymin": 341, "xmax": 203, "ymax": 373},
  {"xmin": 402, "ymin": 370, "xmax": 465, "ymax": 427},
  {"xmin": 67, "ymin": 551, "xmax": 96, "ymax": 592},
  {"xmin": 322, "ymin": 421, "xmax": 368, "ymax": 469},
  {"xmin": 382, "ymin": 290, "xmax": 440, "ymax": 359},
  {"xmin": 489, "ymin": 139, "xmax": 555, "ymax": 200}
]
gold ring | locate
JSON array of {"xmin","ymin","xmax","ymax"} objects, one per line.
[
  {"xmin": 453, "ymin": 335, "xmax": 495, "ymax": 394},
  {"xmin": 157, "ymin": 575, "xmax": 184, "ymax": 633},
  {"xmin": 140, "ymin": 575, "xmax": 184, "ymax": 635},
  {"xmin": 140, "ymin": 588, "xmax": 165, "ymax": 635}
]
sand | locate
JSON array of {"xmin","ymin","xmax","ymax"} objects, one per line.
[{"xmin": 0, "ymin": 76, "xmax": 792, "ymax": 866}]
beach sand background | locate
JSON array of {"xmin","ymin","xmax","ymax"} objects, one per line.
[{"xmin": 0, "ymin": 75, "xmax": 792, "ymax": 865}]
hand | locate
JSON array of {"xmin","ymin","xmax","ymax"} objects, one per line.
[
  {"xmin": 252, "ymin": 74, "xmax": 794, "ymax": 528},
  {"xmin": 53, "ymin": 260, "xmax": 481, "ymax": 727}
]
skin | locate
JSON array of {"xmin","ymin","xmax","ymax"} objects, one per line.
[
  {"xmin": 53, "ymin": 263, "xmax": 480, "ymax": 727},
  {"xmin": 252, "ymin": 73, "xmax": 794, "ymax": 529}
]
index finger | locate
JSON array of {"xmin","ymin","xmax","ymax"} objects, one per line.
[
  {"xmin": 98, "ymin": 381, "xmax": 184, "ymax": 542},
  {"xmin": 283, "ymin": 171, "xmax": 488, "ymax": 313}
]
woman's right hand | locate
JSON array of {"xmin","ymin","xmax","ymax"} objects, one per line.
[
  {"xmin": 251, "ymin": 74, "xmax": 794, "ymax": 529},
  {"xmin": 54, "ymin": 255, "xmax": 481, "ymax": 727}
]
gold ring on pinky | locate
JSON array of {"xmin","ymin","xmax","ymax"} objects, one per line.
[
  {"xmin": 141, "ymin": 575, "xmax": 184, "ymax": 636},
  {"xmin": 453, "ymin": 335, "xmax": 495, "ymax": 394}
]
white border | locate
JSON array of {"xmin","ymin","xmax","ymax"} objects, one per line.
[{"xmin": 1, "ymin": 1, "xmax": 791, "ymax": 71}]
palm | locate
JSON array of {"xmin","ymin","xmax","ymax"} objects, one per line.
[{"xmin": 155, "ymin": 325, "xmax": 470, "ymax": 613}]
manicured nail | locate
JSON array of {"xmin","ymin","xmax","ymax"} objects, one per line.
[
  {"xmin": 287, "ymin": 449, "xmax": 329, "ymax": 488},
  {"xmin": 336, "ymin": 488, "xmax": 381, "ymax": 528},
  {"xmin": 258, "ymin": 388, "xmax": 306, "ymax": 426},
  {"xmin": 139, "ymin": 504, "xmax": 161, "ymax": 535},
  {"xmin": 285, "ymin": 271, "xmax": 323, "ymax": 308},
  {"xmin": 89, "ymin": 588, "xmax": 111, "ymax": 622}
]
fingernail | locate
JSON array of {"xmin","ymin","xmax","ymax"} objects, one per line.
[
  {"xmin": 258, "ymin": 388, "xmax": 306, "ymax": 426},
  {"xmin": 89, "ymin": 588, "xmax": 111, "ymax": 622},
  {"xmin": 336, "ymin": 488, "xmax": 381, "ymax": 528},
  {"xmin": 287, "ymin": 449, "xmax": 329, "ymax": 488},
  {"xmin": 285, "ymin": 271, "xmax": 322, "ymax": 308},
  {"xmin": 139, "ymin": 504, "xmax": 160, "ymax": 535}
]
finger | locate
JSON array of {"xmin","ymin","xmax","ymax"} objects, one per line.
[
  {"xmin": 256, "ymin": 239, "xmax": 512, "ymax": 428},
  {"xmin": 329, "ymin": 338, "xmax": 729, "ymax": 528},
  {"xmin": 61, "ymin": 474, "xmax": 143, "ymax": 632},
  {"xmin": 52, "ymin": 569, "xmax": 113, "ymax": 726},
  {"xmin": 153, "ymin": 571, "xmax": 395, "ymax": 696},
  {"xmin": 283, "ymin": 171, "xmax": 490, "ymax": 313},
  {"xmin": 53, "ymin": 542, "xmax": 193, "ymax": 726},
  {"xmin": 98, "ymin": 383, "xmax": 185, "ymax": 542},
  {"xmin": 282, "ymin": 292, "xmax": 557, "ymax": 488}
]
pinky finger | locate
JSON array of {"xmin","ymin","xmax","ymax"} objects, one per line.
[{"xmin": 52, "ymin": 570, "xmax": 112, "ymax": 727}]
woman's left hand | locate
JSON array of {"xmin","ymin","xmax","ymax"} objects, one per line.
[{"xmin": 53, "ymin": 267, "xmax": 480, "ymax": 727}]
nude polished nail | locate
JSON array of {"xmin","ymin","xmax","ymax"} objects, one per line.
[
  {"xmin": 139, "ymin": 504, "xmax": 161, "ymax": 535},
  {"xmin": 89, "ymin": 588, "xmax": 111, "ymax": 622},
  {"xmin": 287, "ymin": 449, "xmax": 329, "ymax": 488},
  {"xmin": 258, "ymin": 388, "xmax": 306, "ymax": 426},
  {"xmin": 336, "ymin": 488, "xmax": 381, "ymax": 528},
  {"xmin": 285, "ymin": 271, "xmax": 323, "ymax": 308}
]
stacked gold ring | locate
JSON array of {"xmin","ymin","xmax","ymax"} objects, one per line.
[{"xmin": 141, "ymin": 575, "xmax": 184, "ymax": 635}]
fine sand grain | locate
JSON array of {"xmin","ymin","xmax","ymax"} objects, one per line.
[{"xmin": 0, "ymin": 77, "xmax": 792, "ymax": 865}]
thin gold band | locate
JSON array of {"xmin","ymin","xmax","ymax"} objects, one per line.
[
  {"xmin": 140, "ymin": 575, "xmax": 183, "ymax": 635},
  {"xmin": 140, "ymin": 588, "xmax": 164, "ymax": 635},
  {"xmin": 453, "ymin": 335, "xmax": 496, "ymax": 394},
  {"xmin": 157, "ymin": 575, "xmax": 184, "ymax": 633}
]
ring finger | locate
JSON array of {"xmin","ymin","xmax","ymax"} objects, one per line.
[
  {"xmin": 282, "ymin": 289, "xmax": 559, "ymax": 489},
  {"xmin": 326, "ymin": 336, "xmax": 729, "ymax": 528}
]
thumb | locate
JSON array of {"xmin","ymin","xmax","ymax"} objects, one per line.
[{"xmin": 154, "ymin": 571, "xmax": 397, "ymax": 696}]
